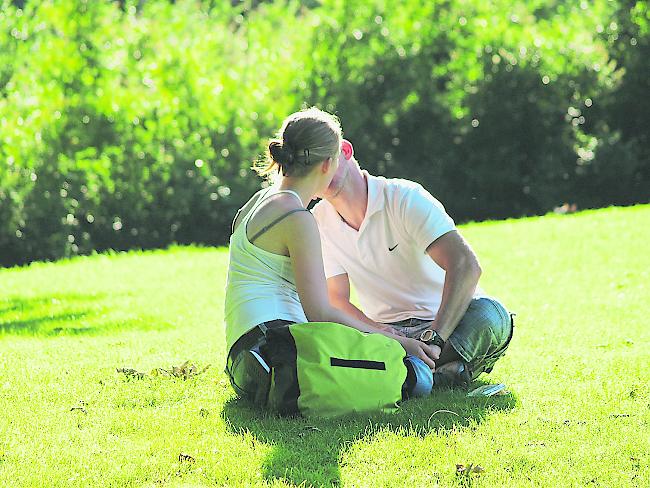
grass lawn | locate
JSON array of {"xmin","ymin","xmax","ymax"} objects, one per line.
[{"xmin": 1, "ymin": 204, "xmax": 649, "ymax": 487}]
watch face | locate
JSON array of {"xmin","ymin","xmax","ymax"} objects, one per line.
[
  {"xmin": 420, "ymin": 329, "xmax": 434, "ymax": 342},
  {"xmin": 420, "ymin": 329, "xmax": 443, "ymax": 347}
]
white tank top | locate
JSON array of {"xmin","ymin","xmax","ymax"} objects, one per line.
[{"xmin": 224, "ymin": 188, "xmax": 308, "ymax": 352}]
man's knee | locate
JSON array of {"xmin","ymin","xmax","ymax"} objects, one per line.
[
  {"xmin": 448, "ymin": 297, "xmax": 513, "ymax": 364},
  {"xmin": 466, "ymin": 297, "xmax": 512, "ymax": 348}
]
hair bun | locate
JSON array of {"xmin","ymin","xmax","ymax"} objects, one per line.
[
  {"xmin": 269, "ymin": 140, "xmax": 294, "ymax": 166},
  {"xmin": 254, "ymin": 107, "xmax": 341, "ymax": 179}
]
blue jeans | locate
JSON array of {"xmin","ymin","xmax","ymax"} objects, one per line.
[{"xmin": 387, "ymin": 297, "xmax": 514, "ymax": 379}]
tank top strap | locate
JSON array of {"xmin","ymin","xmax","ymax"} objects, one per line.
[
  {"xmin": 233, "ymin": 188, "xmax": 307, "ymax": 238},
  {"xmin": 244, "ymin": 188, "xmax": 304, "ymax": 223},
  {"xmin": 231, "ymin": 187, "xmax": 273, "ymax": 234},
  {"xmin": 274, "ymin": 189, "xmax": 304, "ymax": 207},
  {"xmin": 249, "ymin": 208, "xmax": 311, "ymax": 243}
]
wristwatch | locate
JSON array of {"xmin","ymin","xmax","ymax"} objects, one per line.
[{"xmin": 420, "ymin": 328, "xmax": 445, "ymax": 349}]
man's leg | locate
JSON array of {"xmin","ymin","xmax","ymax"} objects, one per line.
[
  {"xmin": 387, "ymin": 299, "xmax": 513, "ymax": 385},
  {"xmin": 444, "ymin": 297, "xmax": 514, "ymax": 379}
]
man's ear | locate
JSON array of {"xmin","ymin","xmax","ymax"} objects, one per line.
[{"xmin": 341, "ymin": 139, "xmax": 354, "ymax": 160}]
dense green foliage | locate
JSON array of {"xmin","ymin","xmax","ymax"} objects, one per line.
[{"xmin": 1, "ymin": 0, "xmax": 648, "ymax": 265}]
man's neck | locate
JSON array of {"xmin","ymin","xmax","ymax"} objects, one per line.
[{"xmin": 328, "ymin": 170, "xmax": 368, "ymax": 232}]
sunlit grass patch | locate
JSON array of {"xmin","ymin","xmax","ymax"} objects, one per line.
[{"xmin": 1, "ymin": 206, "xmax": 649, "ymax": 487}]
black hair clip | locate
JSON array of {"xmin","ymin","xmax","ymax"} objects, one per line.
[{"xmin": 304, "ymin": 148, "xmax": 310, "ymax": 165}]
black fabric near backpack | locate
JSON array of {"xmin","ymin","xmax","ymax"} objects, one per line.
[{"xmin": 260, "ymin": 326, "xmax": 302, "ymax": 415}]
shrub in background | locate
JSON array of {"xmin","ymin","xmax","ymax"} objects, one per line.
[
  {"xmin": 302, "ymin": 0, "xmax": 640, "ymax": 220},
  {"xmin": 0, "ymin": 0, "xmax": 311, "ymax": 265},
  {"xmin": 574, "ymin": 0, "xmax": 649, "ymax": 207},
  {"xmin": 0, "ymin": 0, "xmax": 648, "ymax": 266}
]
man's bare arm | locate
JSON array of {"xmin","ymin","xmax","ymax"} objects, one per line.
[{"xmin": 426, "ymin": 230, "xmax": 482, "ymax": 340}]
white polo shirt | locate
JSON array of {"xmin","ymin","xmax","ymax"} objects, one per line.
[{"xmin": 313, "ymin": 172, "xmax": 458, "ymax": 323}]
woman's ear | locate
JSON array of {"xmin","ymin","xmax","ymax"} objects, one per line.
[
  {"xmin": 321, "ymin": 157, "xmax": 332, "ymax": 174},
  {"xmin": 341, "ymin": 139, "xmax": 354, "ymax": 160}
]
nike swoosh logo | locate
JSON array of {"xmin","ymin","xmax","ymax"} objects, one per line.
[{"xmin": 388, "ymin": 244, "xmax": 399, "ymax": 251}]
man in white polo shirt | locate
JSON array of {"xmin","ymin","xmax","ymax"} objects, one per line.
[{"xmin": 312, "ymin": 140, "xmax": 514, "ymax": 388}]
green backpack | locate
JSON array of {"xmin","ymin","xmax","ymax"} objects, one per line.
[{"xmin": 259, "ymin": 322, "xmax": 409, "ymax": 418}]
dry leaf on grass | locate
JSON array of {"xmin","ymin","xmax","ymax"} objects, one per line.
[
  {"xmin": 456, "ymin": 463, "xmax": 485, "ymax": 477},
  {"xmin": 298, "ymin": 426, "xmax": 322, "ymax": 437},
  {"xmin": 70, "ymin": 400, "xmax": 87, "ymax": 414},
  {"xmin": 116, "ymin": 368, "xmax": 147, "ymax": 380},
  {"xmin": 151, "ymin": 361, "xmax": 211, "ymax": 380},
  {"xmin": 118, "ymin": 361, "xmax": 211, "ymax": 381},
  {"xmin": 178, "ymin": 453, "xmax": 195, "ymax": 463}
]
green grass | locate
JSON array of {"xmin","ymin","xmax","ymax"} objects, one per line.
[{"xmin": 1, "ymin": 205, "xmax": 649, "ymax": 487}]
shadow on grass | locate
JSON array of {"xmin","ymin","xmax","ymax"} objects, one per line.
[
  {"xmin": 0, "ymin": 294, "xmax": 170, "ymax": 336},
  {"xmin": 222, "ymin": 382, "xmax": 517, "ymax": 486}
]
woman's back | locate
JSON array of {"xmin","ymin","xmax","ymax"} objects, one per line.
[{"xmin": 224, "ymin": 188, "xmax": 309, "ymax": 351}]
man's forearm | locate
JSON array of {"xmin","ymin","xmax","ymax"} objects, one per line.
[{"xmin": 433, "ymin": 262, "xmax": 481, "ymax": 340}]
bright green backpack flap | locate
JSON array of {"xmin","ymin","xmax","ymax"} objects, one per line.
[{"xmin": 288, "ymin": 322, "xmax": 407, "ymax": 418}]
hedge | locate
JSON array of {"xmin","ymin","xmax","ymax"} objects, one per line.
[{"xmin": 0, "ymin": 0, "xmax": 648, "ymax": 266}]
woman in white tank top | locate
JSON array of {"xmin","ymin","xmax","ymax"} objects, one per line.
[{"xmin": 224, "ymin": 107, "xmax": 437, "ymax": 404}]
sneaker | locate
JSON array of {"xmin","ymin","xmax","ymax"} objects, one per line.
[{"xmin": 433, "ymin": 360, "xmax": 471, "ymax": 389}]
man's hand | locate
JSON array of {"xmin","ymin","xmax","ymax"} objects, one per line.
[
  {"xmin": 428, "ymin": 344, "xmax": 442, "ymax": 360},
  {"xmin": 397, "ymin": 336, "xmax": 439, "ymax": 370}
]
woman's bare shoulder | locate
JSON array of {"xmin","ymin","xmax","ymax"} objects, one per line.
[
  {"xmin": 246, "ymin": 193, "xmax": 307, "ymax": 233},
  {"xmin": 232, "ymin": 190, "xmax": 266, "ymax": 233}
]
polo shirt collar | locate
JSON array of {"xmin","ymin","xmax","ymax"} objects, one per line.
[
  {"xmin": 330, "ymin": 171, "xmax": 385, "ymax": 233},
  {"xmin": 363, "ymin": 171, "xmax": 385, "ymax": 219}
]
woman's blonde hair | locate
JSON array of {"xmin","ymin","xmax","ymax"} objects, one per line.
[{"xmin": 254, "ymin": 107, "xmax": 342, "ymax": 178}]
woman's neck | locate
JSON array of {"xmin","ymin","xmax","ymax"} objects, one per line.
[{"xmin": 277, "ymin": 177, "xmax": 319, "ymax": 208}]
